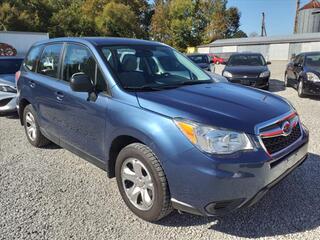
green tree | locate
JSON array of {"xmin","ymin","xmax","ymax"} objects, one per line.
[
  {"xmin": 96, "ymin": 1, "xmax": 142, "ymax": 38},
  {"xmin": 150, "ymin": 0, "xmax": 171, "ymax": 43},
  {"xmin": 0, "ymin": 2, "xmax": 31, "ymax": 31}
]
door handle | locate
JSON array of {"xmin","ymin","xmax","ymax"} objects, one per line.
[
  {"xmin": 55, "ymin": 91, "xmax": 64, "ymax": 101},
  {"xmin": 29, "ymin": 80, "xmax": 35, "ymax": 88}
]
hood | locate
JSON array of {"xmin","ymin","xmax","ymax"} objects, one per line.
[
  {"xmin": 0, "ymin": 74, "xmax": 15, "ymax": 86},
  {"xmin": 137, "ymin": 83, "xmax": 291, "ymax": 134},
  {"xmin": 224, "ymin": 65, "xmax": 268, "ymax": 76},
  {"xmin": 304, "ymin": 66, "xmax": 320, "ymax": 76}
]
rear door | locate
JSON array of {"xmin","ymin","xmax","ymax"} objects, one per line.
[
  {"xmin": 23, "ymin": 44, "xmax": 64, "ymax": 143},
  {"xmin": 292, "ymin": 54, "xmax": 304, "ymax": 87},
  {"xmin": 56, "ymin": 43, "xmax": 109, "ymax": 161}
]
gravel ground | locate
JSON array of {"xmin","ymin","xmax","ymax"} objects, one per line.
[{"xmin": 1, "ymin": 79, "xmax": 320, "ymax": 240}]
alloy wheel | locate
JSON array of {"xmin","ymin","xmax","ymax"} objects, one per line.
[
  {"xmin": 25, "ymin": 112, "xmax": 37, "ymax": 141},
  {"xmin": 121, "ymin": 158, "xmax": 155, "ymax": 211}
]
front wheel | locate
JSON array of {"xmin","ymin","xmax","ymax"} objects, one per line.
[
  {"xmin": 297, "ymin": 80, "xmax": 306, "ymax": 98},
  {"xmin": 115, "ymin": 143, "xmax": 172, "ymax": 222}
]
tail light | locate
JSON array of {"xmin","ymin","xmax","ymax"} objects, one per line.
[{"xmin": 15, "ymin": 71, "xmax": 21, "ymax": 86}]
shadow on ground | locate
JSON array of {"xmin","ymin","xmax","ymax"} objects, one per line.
[
  {"xmin": 159, "ymin": 153, "xmax": 320, "ymax": 238},
  {"xmin": 269, "ymin": 79, "xmax": 286, "ymax": 93}
]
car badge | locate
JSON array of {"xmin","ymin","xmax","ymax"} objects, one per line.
[{"xmin": 281, "ymin": 121, "xmax": 292, "ymax": 136}]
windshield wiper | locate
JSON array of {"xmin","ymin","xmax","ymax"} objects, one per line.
[
  {"xmin": 123, "ymin": 85, "xmax": 164, "ymax": 91},
  {"xmin": 179, "ymin": 80, "xmax": 214, "ymax": 85}
]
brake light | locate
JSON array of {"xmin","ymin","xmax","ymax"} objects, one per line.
[{"xmin": 15, "ymin": 71, "xmax": 21, "ymax": 86}]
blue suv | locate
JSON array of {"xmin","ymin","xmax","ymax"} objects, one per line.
[{"xmin": 17, "ymin": 38, "xmax": 309, "ymax": 222}]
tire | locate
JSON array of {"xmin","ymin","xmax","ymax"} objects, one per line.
[
  {"xmin": 23, "ymin": 105, "xmax": 50, "ymax": 147},
  {"xmin": 115, "ymin": 143, "xmax": 172, "ymax": 222},
  {"xmin": 284, "ymin": 74, "xmax": 289, "ymax": 87},
  {"xmin": 297, "ymin": 80, "xmax": 305, "ymax": 98}
]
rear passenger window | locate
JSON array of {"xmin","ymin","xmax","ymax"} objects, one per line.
[
  {"xmin": 24, "ymin": 46, "xmax": 42, "ymax": 72},
  {"xmin": 62, "ymin": 44, "xmax": 107, "ymax": 91},
  {"xmin": 38, "ymin": 44, "xmax": 63, "ymax": 78}
]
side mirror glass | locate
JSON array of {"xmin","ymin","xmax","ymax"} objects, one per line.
[{"xmin": 70, "ymin": 73, "xmax": 94, "ymax": 92}]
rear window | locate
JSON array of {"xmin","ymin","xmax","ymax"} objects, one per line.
[
  {"xmin": 24, "ymin": 46, "xmax": 43, "ymax": 72},
  {"xmin": 0, "ymin": 58, "xmax": 23, "ymax": 74},
  {"xmin": 38, "ymin": 44, "xmax": 63, "ymax": 78}
]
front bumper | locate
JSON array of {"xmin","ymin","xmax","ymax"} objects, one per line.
[
  {"xmin": 0, "ymin": 96, "xmax": 17, "ymax": 113},
  {"xmin": 302, "ymin": 80, "xmax": 320, "ymax": 95},
  {"xmin": 228, "ymin": 77, "xmax": 269, "ymax": 89},
  {"xmin": 168, "ymin": 128, "xmax": 308, "ymax": 216}
]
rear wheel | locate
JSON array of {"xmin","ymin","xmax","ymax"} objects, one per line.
[
  {"xmin": 23, "ymin": 105, "xmax": 50, "ymax": 147},
  {"xmin": 297, "ymin": 80, "xmax": 305, "ymax": 98},
  {"xmin": 115, "ymin": 143, "xmax": 172, "ymax": 222}
]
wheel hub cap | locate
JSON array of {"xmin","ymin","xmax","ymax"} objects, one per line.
[
  {"xmin": 25, "ymin": 112, "xmax": 37, "ymax": 141},
  {"xmin": 121, "ymin": 158, "xmax": 154, "ymax": 211}
]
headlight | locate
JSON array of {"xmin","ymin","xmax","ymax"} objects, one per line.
[
  {"xmin": 306, "ymin": 72, "xmax": 320, "ymax": 82},
  {"xmin": 259, "ymin": 71, "xmax": 270, "ymax": 78},
  {"xmin": 222, "ymin": 71, "xmax": 233, "ymax": 78},
  {"xmin": 174, "ymin": 119, "xmax": 254, "ymax": 154},
  {"xmin": 0, "ymin": 85, "xmax": 17, "ymax": 93}
]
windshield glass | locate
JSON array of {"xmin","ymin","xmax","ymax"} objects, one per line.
[
  {"xmin": 188, "ymin": 55, "xmax": 208, "ymax": 64},
  {"xmin": 228, "ymin": 54, "xmax": 266, "ymax": 66},
  {"xmin": 305, "ymin": 54, "xmax": 320, "ymax": 69},
  {"xmin": 100, "ymin": 45, "xmax": 211, "ymax": 90},
  {"xmin": 0, "ymin": 58, "xmax": 23, "ymax": 74}
]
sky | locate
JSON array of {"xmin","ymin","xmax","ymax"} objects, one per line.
[{"xmin": 227, "ymin": 0, "xmax": 312, "ymax": 36}]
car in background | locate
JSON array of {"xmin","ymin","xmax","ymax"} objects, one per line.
[
  {"xmin": 208, "ymin": 54, "xmax": 224, "ymax": 64},
  {"xmin": 222, "ymin": 53, "xmax": 271, "ymax": 90},
  {"xmin": 285, "ymin": 52, "xmax": 320, "ymax": 98},
  {"xmin": 0, "ymin": 57, "xmax": 23, "ymax": 114},
  {"xmin": 187, "ymin": 53, "xmax": 214, "ymax": 72}
]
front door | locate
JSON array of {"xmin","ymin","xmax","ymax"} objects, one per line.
[{"xmin": 57, "ymin": 43, "xmax": 109, "ymax": 161}]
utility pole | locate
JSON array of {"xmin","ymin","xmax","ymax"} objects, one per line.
[
  {"xmin": 294, "ymin": 0, "xmax": 301, "ymax": 33},
  {"xmin": 261, "ymin": 12, "xmax": 267, "ymax": 37}
]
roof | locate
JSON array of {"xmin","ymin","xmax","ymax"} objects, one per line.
[
  {"xmin": 300, "ymin": 0, "xmax": 320, "ymax": 10},
  {"xmin": 198, "ymin": 32, "xmax": 320, "ymax": 48},
  {"xmin": 34, "ymin": 37, "xmax": 165, "ymax": 47}
]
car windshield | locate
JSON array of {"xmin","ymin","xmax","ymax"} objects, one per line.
[
  {"xmin": 100, "ymin": 45, "xmax": 212, "ymax": 90},
  {"xmin": 305, "ymin": 54, "xmax": 320, "ymax": 69},
  {"xmin": 0, "ymin": 58, "xmax": 23, "ymax": 74},
  {"xmin": 188, "ymin": 55, "xmax": 208, "ymax": 64},
  {"xmin": 228, "ymin": 54, "xmax": 266, "ymax": 66}
]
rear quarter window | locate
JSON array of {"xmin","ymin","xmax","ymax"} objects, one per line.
[{"xmin": 24, "ymin": 46, "xmax": 43, "ymax": 72}]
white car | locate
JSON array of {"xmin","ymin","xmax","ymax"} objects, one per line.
[{"xmin": 0, "ymin": 57, "xmax": 23, "ymax": 114}]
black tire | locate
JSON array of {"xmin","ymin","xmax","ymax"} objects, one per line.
[
  {"xmin": 297, "ymin": 80, "xmax": 306, "ymax": 98},
  {"xmin": 115, "ymin": 143, "xmax": 172, "ymax": 222},
  {"xmin": 23, "ymin": 105, "xmax": 50, "ymax": 147}
]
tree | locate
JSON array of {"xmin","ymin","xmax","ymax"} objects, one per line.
[
  {"xmin": 0, "ymin": 2, "xmax": 31, "ymax": 31},
  {"xmin": 232, "ymin": 30, "xmax": 247, "ymax": 38},
  {"xmin": 150, "ymin": 1, "xmax": 171, "ymax": 43},
  {"xmin": 96, "ymin": 2, "xmax": 142, "ymax": 38}
]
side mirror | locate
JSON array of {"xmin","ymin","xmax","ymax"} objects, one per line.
[
  {"xmin": 70, "ymin": 73, "xmax": 94, "ymax": 92},
  {"xmin": 209, "ymin": 59, "xmax": 214, "ymax": 64},
  {"xmin": 266, "ymin": 61, "xmax": 271, "ymax": 65},
  {"xmin": 294, "ymin": 62, "xmax": 302, "ymax": 68}
]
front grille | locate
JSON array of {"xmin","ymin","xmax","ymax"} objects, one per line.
[{"xmin": 262, "ymin": 124, "xmax": 301, "ymax": 155}]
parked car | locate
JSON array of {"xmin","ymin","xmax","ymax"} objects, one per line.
[
  {"xmin": 222, "ymin": 53, "xmax": 271, "ymax": 90},
  {"xmin": 0, "ymin": 57, "xmax": 23, "ymax": 114},
  {"xmin": 209, "ymin": 54, "xmax": 224, "ymax": 64},
  {"xmin": 285, "ymin": 52, "xmax": 320, "ymax": 98},
  {"xmin": 187, "ymin": 53, "xmax": 214, "ymax": 72},
  {"xmin": 17, "ymin": 38, "xmax": 308, "ymax": 222}
]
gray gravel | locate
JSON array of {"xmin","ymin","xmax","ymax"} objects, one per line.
[{"xmin": 1, "ymin": 80, "xmax": 320, "ymax": 240}]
